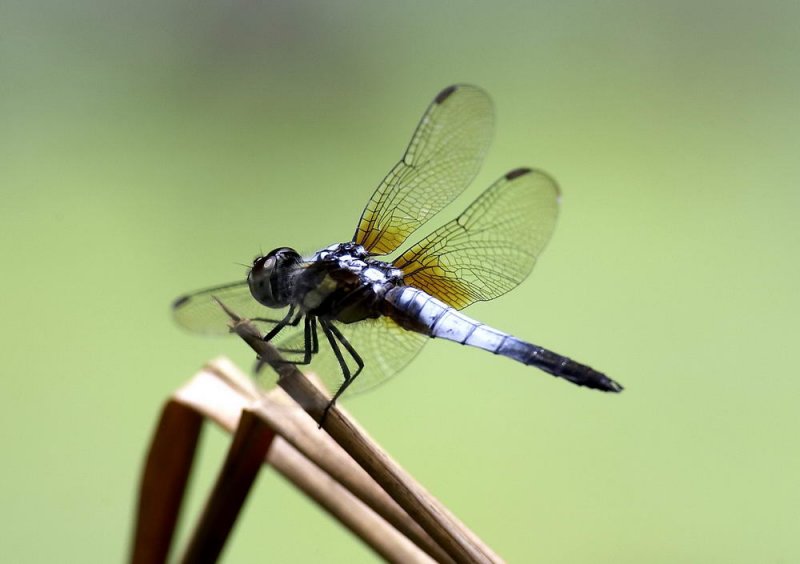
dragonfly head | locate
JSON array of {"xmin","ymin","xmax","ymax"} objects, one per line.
[{"xmin": 248, "ymin": 247, "xmax": 301, "ymax": 308}]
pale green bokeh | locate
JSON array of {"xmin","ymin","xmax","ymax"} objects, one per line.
[{"xmin": 2, "ymin": 1, "xmax": 799, "ymax": 562}]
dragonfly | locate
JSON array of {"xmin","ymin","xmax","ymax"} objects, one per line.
[{"xmin": 173, "ymin": 84, "xmax": 623, "ymax": 419}]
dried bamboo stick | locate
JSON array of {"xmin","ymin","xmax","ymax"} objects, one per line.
[
  {"xmin": 228, "ymin": 316, "xmax": 503, "ymax": 564},
  {"xmin": 204, "ymin": 358, "xmax": 452, "ymax": 563},
  {"xmin": 172, "ymin": 364, "xmax": 436, "ymax": 563}
]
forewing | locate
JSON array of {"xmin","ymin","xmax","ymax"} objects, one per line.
[
  {"xmin": 266, "ymin": 317, "xmax": 428, "ymax": 399},
  {"xmin": 393, "ymin": 168, "xmax": 560, "ymax": 309},
  {"xmin": 353, "ymin": 85, "xmax": 494, "ymax": 256},
  {"xmin": 172, "ymin": 281, "xmax": 291, "ymax": 336}
]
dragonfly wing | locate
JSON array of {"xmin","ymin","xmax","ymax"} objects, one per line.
[
  {"xmin": 267, "ymin": 316, "xmax": 428, "ymax": 399},
  {"xmin": 393, "ymin": 168, "xmax": 560, "ymax": 309},
  {"xmin": 172, "ymin": 281, "xmax": 292, "ymax": 336},
  {"xmin": 353, "ymin": 84, "xmax": 494, "ymax": 256}
]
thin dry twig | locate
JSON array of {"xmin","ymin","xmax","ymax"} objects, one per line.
[
  {"xmin": 222, "ymin": 306, "xmax": 503, "ymax": 564},
  {"xmin": 189, "ymin": 358, "xmax": 449, "ymax": 563},
  {"xmin": 169, "ymin": 361, "xmax": 438, "ymax": 564},
  {"xmin": 179, "ymin": 409, "xmax": 276, "ymax": 563},
  {"xmin": 133, "ymin": 299, "xmax": 502, "ymax": 563},
  {"xmin": 131, "ymin": 401, "xmax": 203, "ymax": 564}
]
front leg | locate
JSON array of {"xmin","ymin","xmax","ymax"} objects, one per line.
[{"xmin": 261, "ymin": 305, "xmax": 300, "ymax": 343}]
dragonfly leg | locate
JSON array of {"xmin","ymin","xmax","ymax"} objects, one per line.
[
  {"xmin": 261, "ymin": 305, "xmax": 300, "ymax": 343},
  {"xmin": 273, "ymin": 316, "xmax": 318, "ymax": 365},
  {"xmin": 250, "ymin": 316, "xmax": 286, "ymax": 324},
  {"xmin": 319, "ymin": 320, "xmax": 364, "ymax": 425},
  {"xmin": 276, "ymin": 314, "xmax": 318, "ymax": 358}
]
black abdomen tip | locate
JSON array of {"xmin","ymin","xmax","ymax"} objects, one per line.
[
  {"xmin": 599, "ymin": 375, "xmax": 624, "ymax": 393},
  {"xmin": 566, "ymin": 367, "xmax": 624, "ymax": 393}
]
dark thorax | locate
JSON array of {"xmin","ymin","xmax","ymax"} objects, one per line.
[{"xmin": 249, "ymin": 242, "xmax": 405, "ymax": 324}]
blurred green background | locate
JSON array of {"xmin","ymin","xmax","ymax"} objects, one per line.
[{"xmin": 3, "ymin": 1, "xmax": 799, "ymax": 562}]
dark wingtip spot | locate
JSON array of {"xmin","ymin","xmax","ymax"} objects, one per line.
[
  {"xmin": 505, "ymin": 167, "xmax": 532, "ymax": 181},
  {"xmin": 172, "ymin": 295, "xmax": 190, "ymax": 309},
  {"xmin": 435, "ymin": 85, "xmax": 458, "ymax": 104}
]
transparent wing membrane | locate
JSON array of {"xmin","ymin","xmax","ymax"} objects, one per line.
[
  {"xmin": 394, "ymin": 168, "xmax": 560, "ymax": 309},
  {"xmin": 266, "ymin": 316, "xmax": 428, "ymax": 398},
  {"xmin": 172, "ymin": 281, "xmax": 292, "ymax": 336},
  {"xmin": 172, "ymin": 86, "xmax": 583, "ymax": 403},
  {"xmin": 353, "ymin": 84, "xmax": 494, "ymax": 256}
]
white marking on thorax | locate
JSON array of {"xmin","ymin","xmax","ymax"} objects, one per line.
[
  {"xmin": 363, "ymin": 267, "xmax": 385, "ymax": 282},
  {"xmin": 303, "ymin": 275, "xmax": 337, "ymax": 310}
]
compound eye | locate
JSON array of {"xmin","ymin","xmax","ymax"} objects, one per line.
[
  {"xmin": 275, "ymin": 248, "xmax": 294, "ymax": 260},
  {"xmin": 253, "ymin": 255, "xmax": 275, "ymax": 274}
]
